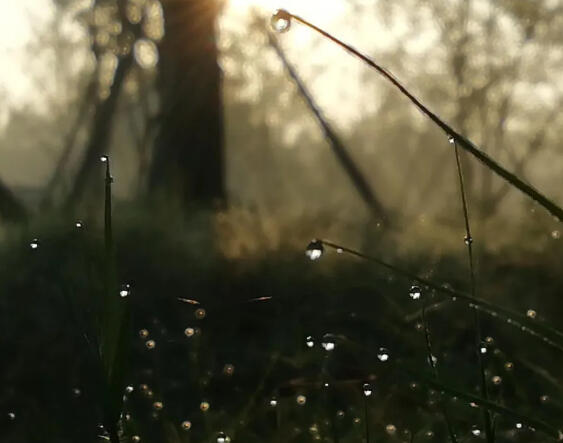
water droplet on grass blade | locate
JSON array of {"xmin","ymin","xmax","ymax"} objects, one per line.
[
  {"xmin": 181, "ymin": 420, "xmax": 192, "ymax": 430},
  {"xmin": 552, "ymin": 230, "xmax": 561, "ymax": 239},
  {"xmin": 100, "ymin": 155, "xmax": 109, "ymax": 163},
  {"xmin": 132, "ymin": 436, "xmax": 140, "ymax": 442},
  {"xmin": 30, "ymin": 239, "xmax": 39, "ymax": 250},
  {"xmin": 223, "ymin": 364, "xmax": 235, "ymax": 376},
  {"xmin": 7, "ymin": 412, "xmax": 15, "ymax": 420},
  {"xmin": 471, "ymin": 426, "xmax": 481, "ymax": 436},
  {"xmin": 448, "ymin": 135, "xmax": 455, "ymax": 144},
  {"xmin": 269, "ymin": 397, "xmax": 277, "ymax": 407},
  {"xmin": 464, "ymin": 235, "xmax": 473, "ymax": 245},
  {"xmin": 75, "ymin": 220, "xmax": 84, "ymax": 229},
  {"xmin": 271, "ymin": 9, "xmax": 291, "ymax": 33},
  {"xmin": 527, "ymin": 309, "xmax": 537, "ymax": 319},
  {"xmin": 321, "ymin": 334, "xmax": 335, "ymax": 351},
  {"xmin": 363, "ymin": 383, "xmax": 373, "ymax": 396},
  {"xmin": 296, "ymin": 395, "xmax": 307, "ymax": 405},
  {"xmin": 306, "ymin": 335, "xmax": 315, "ymax": 348},
  {"xmin": 153, "ymin": 401, "xmax": 163, "ymax": 410},
  {"xmin": 217, "ymin": 432, "xmax": 230, "ymax": 443},
  {"xmin": 184, "ymin": 327, "xmax": 195, "ymax": 337},
  {"xmin": 200, "ymin": 401, "xmax": 210, "ymax": 412},
  {"xmin": 139, "ymin": 329, "xmax": 149, "ymax": 338},
  {"xmin": 409, "ymin": 285, "xmax": 422, "ymax": 300},
  {"xmin": 305, "ymin": 240, "xmax": 324, "ymax": 260},
  {"xmin": 492, "ymin": 375, "xmax": 502, "ymax": 385},
  {"xmin": 145, "ymin": 340, "xmax": 156, "ymax": 350},
  {"xmin": 377, "ymin": 347, "xmax": 390, "ymax": 362},
  {"xmin": 119, "ymin": 284, "xmax": 131, "ymax": 298}
]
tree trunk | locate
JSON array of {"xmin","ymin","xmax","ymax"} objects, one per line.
[{"xmin": 149, "ymin": 0, "xmax": 225, "ymax": 207}]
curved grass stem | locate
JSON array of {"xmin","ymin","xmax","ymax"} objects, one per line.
[
  {"xmin": 280, "ymin": 12, "xmax": 563, "ymax": 222},
  {"xmin": 318, "ymin": 240, "xmax": 563, "ymax": 353}
]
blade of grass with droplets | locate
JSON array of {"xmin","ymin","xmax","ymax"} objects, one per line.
[
  {"xmin": 275, "ymin": 11, "xmax": 563, "ymax": 221},
  {"xmin": 451, "ymin": 138, "xmax": 493, "ymax": 442},
  {"xmin": 99, "ymin": 155, "xmax": 131, "ymax": 443},
  {"xmin": 318, "ymin": 240, "xmax": 563, "ymax": 353}
]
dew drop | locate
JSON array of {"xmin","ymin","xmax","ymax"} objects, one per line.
[
  {"xmin": 516, "ymin": 423, "xmax": 523, "ymax": 429},
  {"xmin": 30, "ymin": 239, "xmax": 39, "ymax": 250},
  {"xmin": 464, "ymin": 235, "xmax": 473, "ymax": 245},
  {"xmin": 125, "ymin": 386, "xmax": 134, "ymax": 394},
  {"xmin": 504, "ymin": 361, "xmax": 514, "ymax": 371},
  {"xmin": 145, "ymin": 339, "xmax": 156, "ymax": 350},
  {"xmin": 363, "ymin": 383, "xmax": 373, "ymax": 397},
  {"xmin": 386, "ymin": 424, "xmax": 397, "ymax": 435},
  {"xmin": 296, "ymin": 394, "xmax": 307, "ymax": 405},
  {"xmin": 526, "ymin": 309, "xmax": 537, "ymax": 319},
  {"xmin": 75, "ymin": 220, "xmax": 84, "ymax": 229},
  {"xmin": 448, "ymin": 135, "xmax": 455, "ymax": 144},
  {"xmin": 305, "ymin": 239, "xmax": 324, "ymax": 260},
  {"xmin": 72, "ymin": 387, "xmax": 82, "ymax": 397},
  {"xmin": 271, "ymin": 9, "xmax": 291, "ymax": 33},
  {"xmin": 132, "ymin": 436, "xmax": 140, "ymax": 442},
  {"xmin": 491, "ymin": 375, "xmax": 502, "ymax": 385},
  {"xmin": 119, "ymin": 284, "xmax": 131, "ymax": 298},
  {"xmin": 184, "ymin": 327, "xmax": 195, "ymax": 337},
  {"xmin": 336, "ymin": 410, "xmax": 345, "ymax": 418},
  {"xmin": 195, "ymin": 308, "xmax": 206, "ymax": 320},
  {"xmin": 540, "ymin": 394, "xmax": 549, "ymax": 403},
  {"xmin": 153, "ymin": 401, "xmax": 163, "ymax": 411},
  {"xmin": 100, "ymin": 155, "xmax": 109, "ymax": 163},
  {"xmin": 200, "ymin": 401, "xmax": 210, "ymax": 412},
  {"xmin": 336, "ymin": 248, "xmax": 343, "ymax": 254},
  {"xmin": 139, "ymin": 329, "xmax": 149, "ymax": 339},
  {"xmin": 7, "ymin": 412, "xmax": 15, "ymax": 421},
  {"xmin": 269, "ymin": 397, "xmax": 278, "ymax": 407},
  {"xmin": 217, "ymin": 432, "xmax": 230, "ymax": 443},
  {"xmin": 428, "ymin": 354, "xmax": 438, "ymax": 366},
  {"xmin": 181, "ymin": 420, "xmax": 192, "ymax": 431},
  {"xmin": 377, "ymin": 347, "xmax": 390, "ymax": 362},
  {"xmin": 223, "ymin": 364, "xmax": 235, "ymax": 376},
  {"xmin": 409, "ymin": 285, "xmax": 422, "ymax": 300},
  {"xmin": 321, "ymin": 334, "xmax": 336, "ymax": 351},
  {"xmin": 471, "ymin": 426, "xmax": 481, "ymax": 436},
  {"xmin": 306, "ymin": 335, "xmax": 315, "ymax": 348},
  {"xmin": 552, "ymin": 230, "xmax": 561, "ymax": 240},
  {"xmin": 480, "ymin": 346, "xmax": 488, "ymax": 355}
]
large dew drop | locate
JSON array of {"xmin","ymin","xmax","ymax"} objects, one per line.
[
  {"xmin": 271, "ymin": 9, "xmax": 292, "ymax": 33},
  {"xmin": 305, "ymin": 240, "xmax": 324, "ymax": 260}
]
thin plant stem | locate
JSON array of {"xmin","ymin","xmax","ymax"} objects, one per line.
[
  {"xmin": 452, "ymin": 140, "xmax": 493, "ymax": 442},
  {"xmin": 421, "ymin": 297, "xmax": 458, "ymax": 443},
  {"xmin": 363, "ymin": 394, "xmax": 370, "ymax": 443},
  {"xmin": 318, "ymin": 240, "xmax": 563, "ymax": 353},
  {"xmin": 279, "ymin": 11, "xmax": 563, "ymax": 222}
]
